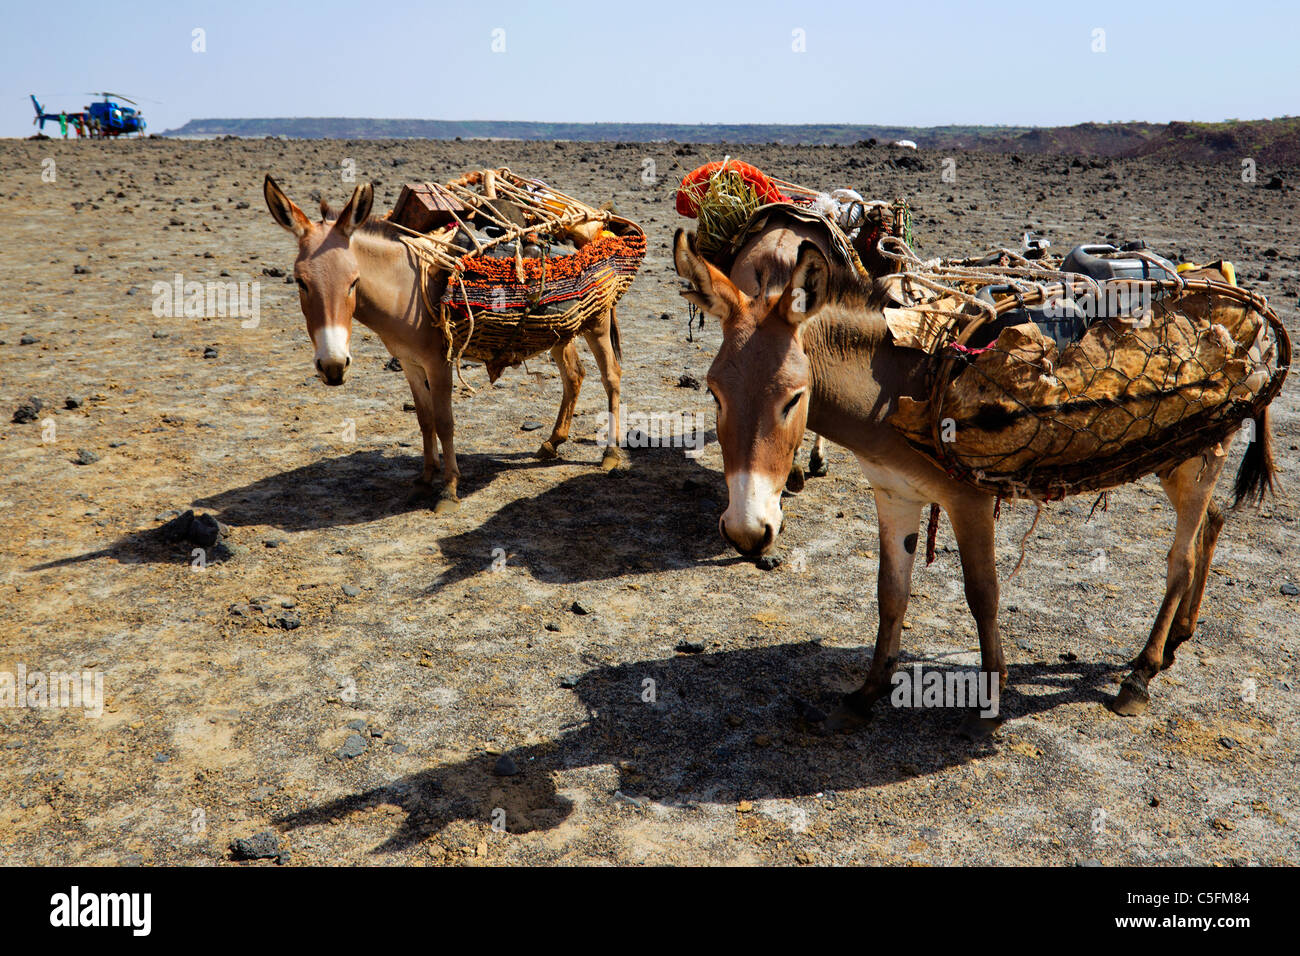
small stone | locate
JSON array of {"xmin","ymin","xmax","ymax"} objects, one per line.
[
  {"xmin": 675, "ymin": 640, "xmax": 705, "ymax": 654},
  {"xmin": 154, "ymin": 753, "xmax": 171, "ymax": 763},
  {"xmin": 570, "ymin": 600, "xmax": 591, "ymax": 615},
  {"xmin": 390, "ymin": 742, "xmax": 409, "ymax": 755},
  {"xmin": 384, "ymin": 356, "xmax": 402, "ymax": 371},
  {"xmin": 1280, "ymin": 583, "xmax": 1299, "ymax": 596},
  {"xmin": 493, "ymin": 754, "xmax": 519, "ymax": 776},
  {"xmin": 19, "ymin": 334, "xmax": 38, "ymax": 345},
  {"xmin": 341, "ymin": 584, "xmax": 361, "ymax": 597},
  {"xmin": 12, "ymin": 397, "xmax": 43, "ymax": 424},
  {"xmin": 65, "ymin": 396, "xmax": 84, "ymax": 409},
  {"xmin": 74, "ymin": 448, "xmax": 99, "ymax": 466},
  {"xmin": 346, "ymin": 719, "xmax": 367, "ymax": 731},
  {"xmin": 1218, "ymin": 736, "xmax": 1235, "ymax": 749},
  {"xmin": 558, "ymin": 674, "xmax": 579, "ymax": 689},
  {"xmin": 756, "ymin": 555, "xmax": 782, "ymax": 571},
  {"xmin": 203, "ymin": 346, "xmax": 218, "ymax": 359},
  {"xmin": 544, "ymin": 622, "xmax": 560, "ymax": 632},
  {"xmin": 229, "ymin": 831, "xmax": 280, "ymax": 861},
  {"xmin": 274, "ymin": 612, "xmax": 301, "ymax": 630},
  {"xmin": 337, "ymin": 734, "xmax": 367, "ymax": 759},
  {"xmin": 521, "ymin": 420, "xmax": 544, "ymax": 432},
  {"xmin": 677, "ymin": 374, "xmax": 701, "ymax": 389},
  {"xmin": 73, "ymin": 264, "xmax": 90, "ymax": 274}
]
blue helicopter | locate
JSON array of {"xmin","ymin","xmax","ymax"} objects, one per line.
[{"xmin": 31, "ymin": 92, "xmax": 146, "ymax": 138}]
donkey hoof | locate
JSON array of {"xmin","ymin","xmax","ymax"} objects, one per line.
[
  {"xmin": 536, "ymin": 441, "xmax": 559, "ymax": 460},
  {"xmin": 807, "ymin": 454, "xmax": 828, "ymax": 478},
  {"xmin": 434, "ymin": 492, "xmax": 461, "ymax": 514},
  {"xmin": 1108, "ymin": 676, "xmax": 1150, "ymax": 717},
  {"xmin": 600, "ymin": 447, "xmax": 623, "ymax": 472},
  {"xmin": 785, "ymin": 465, "xmax": 806, "ymax": 494},
  {"xmin": 824, "ymin": 691, "xmax": 876, "ymax": 732},
  {"xmin": 956, "ymin": 712, "xmax": 1002, "ymax": 741}
]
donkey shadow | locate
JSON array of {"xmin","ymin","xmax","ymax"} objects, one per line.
[
  {"xmin": 29, "ymin": 438, "xmax": 722, "ymax": 572},
  {"xmin": 273, "ymin": 643, "xmax": 1116, "ymax": 853},
  {"xmin": 428, "ymin": 440, "xmax": 731, "ymax": 588}
]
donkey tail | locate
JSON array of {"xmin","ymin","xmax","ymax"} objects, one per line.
[
  {"xmin": 609, "ymin": 305, "xmax": 622, "ymax": 364},
  {"xmin": 1232, "ymin": 407, "xmax": 1278, "ymax": 509}
]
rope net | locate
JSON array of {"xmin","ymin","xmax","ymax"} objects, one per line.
[
  {"xmin": 880, "ymin": 238, "xmax": 1290, "ymax": 500},
  {"xmin": 392, "ymin": 168, "xmax": 645, "ymax": 378}
]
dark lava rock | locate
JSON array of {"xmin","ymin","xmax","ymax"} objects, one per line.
[
  {"xmin": 384, "ymin": 356, "xmax": 402, "ymax": 372},
  {"xmin": 493, "ymin": 754, "xmax": 519, "ymax": 776},
  {"xmin": 73, "ymin": 264, "xmax": 90, "ymax": 275},
  {"xmin": 677, "ymin": 374, "xmax": 701, "ymax": 389},
  {"xmin": 19, "ymin": 334, "xmax": 38, "ymax": 345},
  {"xmin": 188, "ymin": 513, "xmax": 222, "ymax": 548},
  {"xmin": 755, "ymin": 555, "xmax": 783, "ymax": 571},
  {"xmin": 675, "ymin": 640, "xmax": 705, "ymax": 654},
  {"xmin": 337, "ymin": 734, "xmax": 367, "ymax": 759},
  {"xmin": 74, "ymin": 448, "xmax": 99, "ymax": 466},
  {"xmin": 229, "ymin": 832, "xmax": 281, "ymax": 861},
  {"xmin": 570, "ymin": 600, "xmax": 592, "ymax": 615},
  {"xmin": 261, "ymin": 266, "xmax": 285, "ymax": 277},
  {"xmin": 12, "ymin": 397, "xmax": 43, "ymax": 424},
  {"xmin": 65, "ymin": 396, "xmax": 84, "ymax": 409}
]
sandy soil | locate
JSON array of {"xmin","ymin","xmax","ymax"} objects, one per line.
[{"xmin": 1, "ymin": 137, "xmax": 1297, "ymax": 866}]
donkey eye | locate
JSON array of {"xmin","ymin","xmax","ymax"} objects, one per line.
[
  {"xmin": 782, "ymin": 392, "xmax": 803, "ymax": 417},
  {"xmin": 348, "ymin": 278, "xmax": 359, "ymax": 294},
  {"xmin": 295, "ymin": 277, "xmax": 307, "ymax": 292}
]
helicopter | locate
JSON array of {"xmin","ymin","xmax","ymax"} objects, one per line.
[{"xmin": 30, "ymin": 92, "xmax": 146, "ymax": 138}]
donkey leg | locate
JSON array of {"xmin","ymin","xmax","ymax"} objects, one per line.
[
  {"xmin": 403, "ymin": 367, "xmax": 438, "ymax": 486},
  {"xmin": 1162, "ymin": 500, "xmax": 1225, "ymax": 671},
  {"xmin": 582, "ymin": 309, "xmax": 624, "ymax": 471},
  {"xmin": 829, "ymin": 490, "xmax": 923, "ymax": 729},
  {"xmin": 808, "ymin": 434, "xmax": 829, "ymax": 477},
  {"xmin": 947, "ymin": 493, "xmax": 1005, "ymax": 736},
  {"xmin": 538, "ymin": 340, "xmax": 584, "ymax": 461},
  {"xmin": 427, "ymin": 360, "xmax": 460, "ymax": 513},
  {"xmin": 1111, "ymin": 453, "xmax": 1228, "ymax": 716}
]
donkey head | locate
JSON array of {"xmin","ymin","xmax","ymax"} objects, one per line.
[
  {"xmin": 264, "ymin": 175, "xmax": 374, "ymax": 386},
  {"xmin": 674, "ymin": 229, "xmax": 830, "ymax": 556}
]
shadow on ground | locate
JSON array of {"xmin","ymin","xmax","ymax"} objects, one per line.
[{"xmin": 274, "ymin": 643, "xmax": 1117, "ymax": 853}]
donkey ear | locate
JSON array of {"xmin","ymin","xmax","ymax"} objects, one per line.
[
  {"xmin": 264, "ymin": 175, "xmax": 311, "ymax": 238},
  {"xmin": 333, "ymin": 183, "xmax": 374, "ymax": 238},
  {"xmin": 780, "ymin": 241, "xmax": 830, "ymax": 325},
  {"xmin": 673, "ymin": 229, "xmax": 747, "ymax": 321}
]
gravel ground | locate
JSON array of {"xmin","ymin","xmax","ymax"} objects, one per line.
[{"xmin": 0, "ymin": 137, "xmax": 1297, "ymax": 866}]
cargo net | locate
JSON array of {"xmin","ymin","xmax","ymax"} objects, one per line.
[
  {"xmin": 391, "ymin": 168, "xmax": 646, "ymax": 379},
  {"xmin": 880, "ymin": 237, "xmax": 1291, "ymax": 501}
]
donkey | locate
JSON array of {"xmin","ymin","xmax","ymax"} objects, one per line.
[
  {"xmin": 674, "ymin": 228, "xmax": 1277, "ymax": 724},
  {"xmin": 264, "ymin": 176, "xmax": 625, "ymax": 512}
]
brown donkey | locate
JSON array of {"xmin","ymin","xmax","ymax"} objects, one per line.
[
  {"xmin": 674, "ymin": 229, "xmax": 1277, "ymax": 724},
  {"xmin": 264, "ymin": 177, "xmax": 625, "ymax": 512}
]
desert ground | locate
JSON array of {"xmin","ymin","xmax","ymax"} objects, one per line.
[{"xmin": 1, "ymin": 136, "xmax": 1297, "ymax": 865}]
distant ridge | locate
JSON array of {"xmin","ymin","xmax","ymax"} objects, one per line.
[{"xmin": 161, "ymin": 117, "xmax": 1300, "ymax": 163}]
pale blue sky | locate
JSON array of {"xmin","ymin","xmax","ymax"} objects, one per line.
[{"xmin": 5, "ymin": 0, "xmax": 1297, "ymax": 138}]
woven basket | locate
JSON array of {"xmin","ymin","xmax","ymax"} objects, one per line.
[{"xmin": 887, "ymin": 265, "xmax": 1290, "ymax": 500}]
